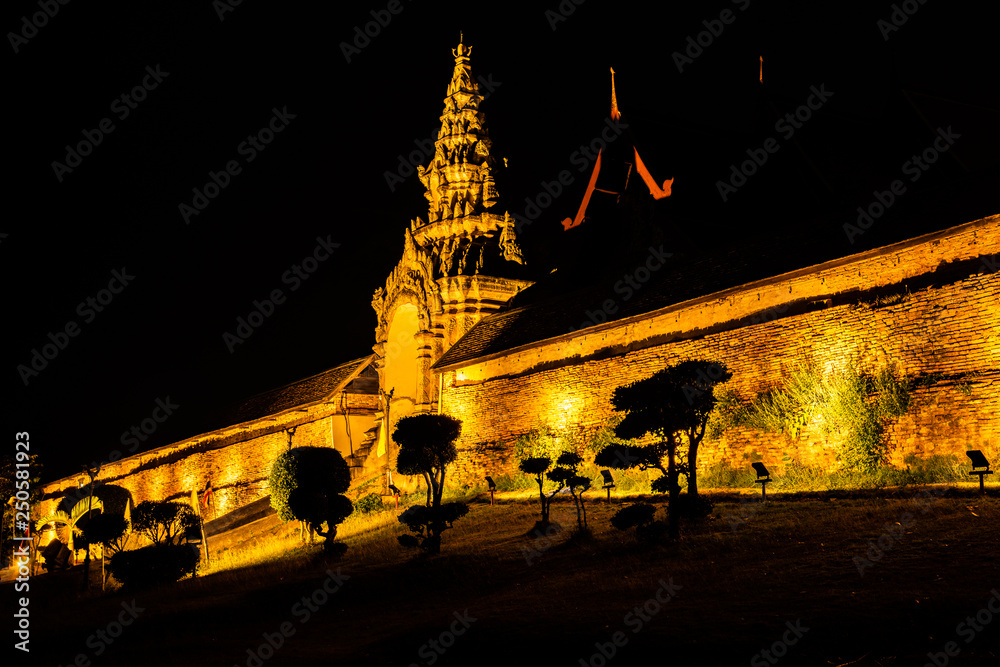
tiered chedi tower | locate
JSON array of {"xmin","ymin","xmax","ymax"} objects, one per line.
[{"xmin": 369, "ymin": 40, "xmax": 531, "ymax": 456}]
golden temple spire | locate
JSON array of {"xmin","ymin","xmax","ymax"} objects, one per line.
[{"xmin": 413, "ymin": 41, "xmax": 525, "ymax": 271}]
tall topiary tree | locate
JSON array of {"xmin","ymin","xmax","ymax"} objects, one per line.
[
  {"xmin": 82, "ymin": 513, "xmax": 130, "ymax": 590},
  {"xmin": 394, "ymin": 414, "xmax": 466, "ymax": 554},
  {"xmin": 78, "ymin": 463, "xmax": 101, "ymax": 590},
  {"xmin": 519, "ymin": 456, "xmax": 564, "ymax": 527},
  {"xmin": 269, "ymin": 447, "xmax": 353, "ymax": 553},
  {"xmin": 547, "ymin": 452, "xmax": 591, "ymax": 531},
  {"xmin": 595, "ymin": 359, "xmax": 731, "ymax": 539}
]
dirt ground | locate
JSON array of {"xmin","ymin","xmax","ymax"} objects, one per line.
[{"xmin": 9, "ymin": 486, "xmax": 1000, "ymax": 666}]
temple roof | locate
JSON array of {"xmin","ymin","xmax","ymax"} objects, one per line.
[
  {"xmin": 561, "ymin": 68, "xmax": 673, "ymax": 233},
  {"xmin": 432, "ymin": 215, "xmax": 996, "ymax": 370},
  {"xmin": 212, "ymin": 356, "xmax": 374, "ymax": 429}
]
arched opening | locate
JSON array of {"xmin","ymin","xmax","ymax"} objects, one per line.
[{"xmin": 383, "ymin": 303, "xmax": 420, "ymax": 422}]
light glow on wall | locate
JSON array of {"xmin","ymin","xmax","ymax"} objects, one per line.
[{"xmin": 542, "ymin": 388, "xmax": 584, "ymax": 432}]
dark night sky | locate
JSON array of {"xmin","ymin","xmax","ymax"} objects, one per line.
[{"xmin": 5, "ymin": 0, "xmax": 999, "ymax": 483}]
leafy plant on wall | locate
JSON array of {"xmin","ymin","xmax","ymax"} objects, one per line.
[
  {"xmin": 709, "ymin": 363, "xmax": 912, "ymax": 473},
  {"xmin": 513, "ymin": 427, "xmax": 575, "ymax": 463}
]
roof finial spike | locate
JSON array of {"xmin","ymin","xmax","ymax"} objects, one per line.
[
  {"xmin": 610, "ymin": 67, "xmax": 621, "ymax": 120},
  {"xmin": 453, "ymin": 31, "xmax": 471, "ymax": 59}
]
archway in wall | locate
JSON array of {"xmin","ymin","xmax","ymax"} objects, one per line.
[{"xmin": 383, "ymin": 303, "xmax": 420, "ymax": 446}]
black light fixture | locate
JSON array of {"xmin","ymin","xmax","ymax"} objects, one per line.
[
  {"xmin": 485, "ymin": 476, "xmax": 496, "ymax": 505},
  {"xmin": 600, "ymin": 470, "xmax": 615, "ymax": 501},
  {"xmin": 966, "ymin": 450, "xmax": 993, "ymax": 494},
  {"xmin": 388, "ymin": 484, "xmax": 401, "ymax": 509},
  {"xmin": 752, "ymin": 462, "xmax": 771, "ymax": 501}
]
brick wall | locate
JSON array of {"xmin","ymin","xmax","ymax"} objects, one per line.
[
  {"xmin": 441, "ymin": 217, "xmax": 1000, "ymax": 483},
  {"xmin": 37, "ymin": 394, "xmax": 378, "ymax": 527}
]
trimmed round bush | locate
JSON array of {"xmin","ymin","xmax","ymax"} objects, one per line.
[
  {"xmin": 269, "ymin": 447, "xmax": 353, "ymax": 554},
  {"xmin": 269, "ymin": 446, "xmax": 352, "ymax": 523},
  {"xmin": 107, "ymin": 543, "xmax": 200, "ymax": 590}
]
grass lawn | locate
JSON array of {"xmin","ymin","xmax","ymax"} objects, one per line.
[{"xmin": 13, "ymin": 485, "xmax": 1000, "ymax": 666}]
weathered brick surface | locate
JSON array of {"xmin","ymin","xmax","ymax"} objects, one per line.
[
  {"xmin": 442, "ymin": 218, "xmax": 1000, "ymax": 483},
  {"xmin": 35, "ymin": 218, "xmax": 1000, "ymax": 524},
  {"xmin": 37, "ymin": 395, "xmax": 378, "ymax": 524}
]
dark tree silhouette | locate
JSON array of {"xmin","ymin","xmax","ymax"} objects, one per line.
[
  {"xmin": 394, "ymin": 414, "xmax": 466, "ymax": 554},
  {"xmin": 545, "ymin": 452, "xmax": 592, "ymax": 530},
  {"xmin": 518, "ymin": 450, "xmax": 591, "ymax": 533},
  {"xmin": 595, "ymin": 360, "xmax": 731, "ymax": 539},
  {"xmin": 519, "ymin": 457, "xmax": 563, "ymax": 526},
  {"xmin": 132, "ymin": 500, "xmax": 199, "ymax": 546},
  {"xmin": 82, "ymin": 513, "xmax": 129, "ymax": 590},
  {"xmin": 78, "ymin": 463, "xmax": 100, "ymax": 590}
]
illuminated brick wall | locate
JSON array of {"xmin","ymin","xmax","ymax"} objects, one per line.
[
  {"xmin": 441, "ymin": 216, "xmax": 1000, "ymax": 482},
  {"xmin": 37, "ymin": 394, "xmax": 379, "ymax": 525}
]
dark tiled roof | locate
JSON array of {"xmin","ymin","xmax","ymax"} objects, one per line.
[
  {"xmin": 433, "ymin": 244, "xmax": 764, "ymax": 369},
  {"xmin": 214, "ymin": 356, "xmax": 372, "ymax": 429},
  {"xmin": 433, "ymin": 212, "xmax": 991, "ymax": 370}
]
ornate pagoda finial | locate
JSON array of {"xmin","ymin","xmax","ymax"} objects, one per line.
[
  {"xmin": 409, "ymin": 42, "xmax": 525, "ymax": 274},
  {"xmin": 453, "ymin": 32, "xmax": 472, "ymax": 60}
]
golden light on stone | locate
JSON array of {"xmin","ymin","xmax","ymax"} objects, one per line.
[
  {"xmin": 30, "ymin": 37, "xmax": 1000, "ymax": 554},
  {"xmin": 371, "ymin": 38, "xmax": 531, "ymax": 455}
]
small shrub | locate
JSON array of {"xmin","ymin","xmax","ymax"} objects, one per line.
[
  {"xmin": 394, "ymin": 414, "xmax": 466, "ymax": 555},
  {"xmin": 107, "ymin": 543, "xmax": 200, "ymax": 590},
  {"xmin": 354, "ymin": 493, "xmax": 385, "ymax": 515},
  {"xmin": 610, "ymin": 503, "xmax": 656, "ymax": 531},
  {"xmin": 611, "ymin": 503, "xmax": 668, "ymax": 544},
  {"xmin": 490, "ymin": 472, "xmax": 534, "ymax": 492},
  {"xmin": 773, "ymin": 461, "xmax": 826, "ymax": 491},
  {"xmin": 397, "ymin": 503, "xmax": 469, "ymax": 553},
  {"xmin": 901, "ymin": 453, "xmax": 966, "ymax": 484},
  {"xmin": 701, "ymin": 461, "xmax": 756, "ymax": 489},
  {"xmin": 83, "ymin": 514, "xmax": 131, "ymax": 558},
  {"xmin": 514, "ymin": 428, "xmax": 575, "ymax": 462}
]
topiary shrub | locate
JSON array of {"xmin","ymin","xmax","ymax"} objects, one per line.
[
  {"xmin": 394, "ymin": 414, "xmax": 466, "ymax": 555},
  {"xmin": 107, "ymin": 543, "xmax": 200, "ymax": 591},
  {"xmin": 397, "ymin": 503, "xmax": 469, "ymax": 554},
  {"xmin": 269, "ymin": 447, "xmax": 352, "ymax": 551},
  {"xmin": 132, "ymin": 500, "xmax": 200, "ymax": 546},
  {"xmin": 353, "ymin": 493, "xmax": 385, "ymax": 515}
]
